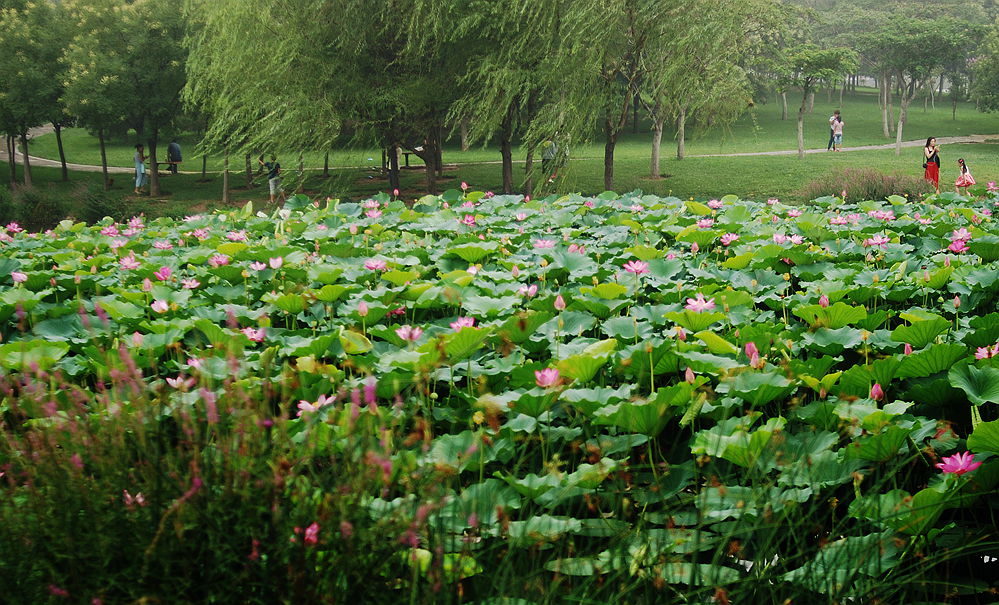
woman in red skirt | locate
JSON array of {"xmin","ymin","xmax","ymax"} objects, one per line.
[{"xmin": 924, "ymin": 137, "xmax": 940, "ymax": 194}]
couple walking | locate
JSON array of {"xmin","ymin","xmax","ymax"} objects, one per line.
[
  {"xmin": 923, "ymin": 137, "xmax": 976, "ymax": 195},
  {"xmin": 826, "ymin": 110, "xmax": 844, "ymax": 151}
]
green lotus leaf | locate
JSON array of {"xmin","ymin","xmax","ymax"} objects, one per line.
[
  {"xmin": 967, "ymin": 419, "xmax": 999, "ymax": 454},
  {"xmin": 216, "ymin": 242, "xmax": 248, "ymax": 257},
  {"xmin": 802, "ymin": 327, "xmax": 863, "ymax": 355},
  {"xmin": 624, "ymin": 244, "xmax": 662, "ymax": 260},
  {"xmin": 380, "ymin": 269, "xmax": 421, "ymax": 287},
  {"xmin": 844, "ymin": 425, "xmax": 911, "ymax": 462},
  {"xmin": 657, "ymin": 562, "xmax": 741, "ymax": 586},
  {"xmin": 556, "ymin": 338, "xmax": 617, "ymax": 383},
  {"xmin": 463, "ymin": 294, "xmax": 523, "ymax": 318},
  {"xmin": 447, "ymin": 241, "xmax": 498, "ymax": 263},
  {"xmin": 890, "ymin": 317, "xmax": 951, "ymax": 348},
  {"xmin": 723, "ymin": 371, "xmax": 795, "ymax": 406},
  {"xmin": 948, "ymin": 363, "xmax": 999, "ymax": 405},
  {"xmin": 968, "ymin": 235, "xmax": 999, "ymax": 261},
  {"xmin": 494, "ymin": 310, "xmax": 553, "ymax": 344},
  {"xmin": 543, "ymin": 558, "xmax": 601, "ymax": 576},
  {"xmin": 664, "ymin": 310, "xmax": 725, "ymax": 332},
  {"xmin": 601, "ymin": 316, "xmax": 653, "ymax": 341},
  {"xmin": 339, "ymin": 329, "xmax": 373, "ymax": 355},
  {"xmin": 507, "ymin": 515, "xmax": 582, "ymax": 547},
  {"xmin": 694, "ymin": 330, "xmax": 738, "ymax": 355},
  {"xmin": 0, "ymin": 340, "xmax": 70, "ymax": 371},
  {"xmin": 896, "ymin": 343, "xmax": 967, "ymax": 379},
  {"xmin": 778, "ymin": 449, "xmax": 861, "ymax": 489},
  {"xmin": 793, "ymin": 302, "xmax": 867, "ymax": 329},
  {"xmin": 272, "ymin": 293, "xmax": 306, "ymax": 314},
  {"xmin": 580, "ymin": 282, "xmax": 628, "ymax": 300}
]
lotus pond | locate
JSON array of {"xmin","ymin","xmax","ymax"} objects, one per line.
[{"xmin": 1, "ymin": 188, "xmax": 998, "ymax": 603}]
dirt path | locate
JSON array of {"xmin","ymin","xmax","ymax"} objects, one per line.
[{"xmin": 3, "ymin": 126, "xmax": 997, "ymax": 173}]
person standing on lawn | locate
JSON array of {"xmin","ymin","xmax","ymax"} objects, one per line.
[
  {"xmin": 827, "ymin": 109, "xmax": 840, "ymax": 151},
  {"xmin": 832, "ymin": 114, "xmax": 844, "ymax": 152},
  {"xmin": 166, "ymin": 139, "xmax": 182, "ymax": 175},
  {"xmin": 924, "ymin": 137, "xmax": 941, "ymax": 194},
  {"xmin": 259, "ymin": 154, "xmax": 286, "ymax": 204},
  {"xmin": 133, "ymin": 144, "xmax": 148, "ymax": 194}
]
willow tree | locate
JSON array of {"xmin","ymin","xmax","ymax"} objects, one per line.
[{"xmin": 185, "ymin": 0, "xmax": 467, "ymax": 195}]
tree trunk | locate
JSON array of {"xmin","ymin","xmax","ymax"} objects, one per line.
[
  {"xmin": 952, "ymin": 95, "xmax": 958, "ymax": 120},
  {"xmin": 880, "ymin": 73, "xmax": 890, "ymax": 138},
  {"xmin": 322, "ymin": 151, "xmax": 329, "ymax": 178},
  {"xmin": 201, "ymin": 154, "xmax": 207, "ymax": 180},
  {"xmin": 54, "ymin": 123, "xmax": 69, "ymax": 181},
  {"xmin": 244, "ymin": 153, "xmax": 252, "ymax": 187},
  {"xmin": 19, "ymin": 132, "xmax": 32, "ymax": 188},
  {"xmin": 297, "ymin": 150, "xmax": 304, "ymax": 192},
  {"xmin": 148, "ymin": 129, "xmax": 160, "ymax": 196},
  {"xmin": 895, "ymin": 88, "xmax": 913, "ymax": 156},
  {"xmin": 434, "ymin": 126, "xmax": 443, "ymax": 178},
  {"xmin": 387, "ymin": 143, "xmax": 400, "ymax": 191},
  {"xmin": 929, "ymin": 77, "xmax": 935, "ymax": 110},
  {"xmin": 839, "ymin": 77, "xmax": 846, "ymax": 106},
  {"xmin": 499, "ymin": 112, "xmax": 513, "ymax": 194},
  {"xmin": 807, "ymin": 91, "xmax": 815, "ymax": 113},
  {"xmin": 650, "ymin": 120, "xmax": 664, "ymax": 178},
  {"xmin": 603, "ymin": 119, "xmax": 617, "ymax": 192},
  {"xmin": 632, "ymin": 95, "xmax": 639, "ymax": 134},
  {"xmin": 796, "ymin": 92, "xmax": 807, "ymax": 160},
  {"xmin": 5, "ymin": 135, "xmax": 16, "ymax": 187},
  {"xmin": 222, "ymin": 153, "xmax": 230, "ymax": 204},
  {"xmin": 98, "ymin": 130, "xmax": 110, "ymax": 191},
  {"xmin": 939, "ymin": 75, "xmax": 945, "ymax": 96},
  {"xmin": 460, "ymin": 118, "xmax": 469, "ymax": 152},
  {"xmin": 524, "ymin": 145, "xmax": 535, "ymax": 198},
  {"xmin": 676, "ymin": 107, "xmax": 686, "ymax": 161},
  {"xmin": 780, "ymin": 92, "xmax": 788, "ymax": 120}
]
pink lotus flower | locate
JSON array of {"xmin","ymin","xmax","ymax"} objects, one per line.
[
  {"xmin": 396, "ymin": 325, "xmax": 423, "ymax": 342},
  {"xmin": 11, "ymin": 271, "xmax": 27, "ymax": 283},
  {"xmin": 151, "ymin": 300, "xmax": 169, "ymax": 313},
  {"xmin": 988, "ymin": 181, "xmax": 998, "ymax": 193},
  {"xmin": 691, "ymin": 242, "xmax": 700, "ymax": 253},
  {"xmin": 142, "ymin": 278, "xmax": 154, "ymax": 292},
  {"xmin": 772, "ymin": 233, "xmax": 788, "ymax": 244},
  {"xmin": 904, "ymin": 343, "xmax": 913, "ymax": 355},
  {"xmin": 870, "ymin": 383, "xmax": 885, "ymax": 401},
  {"xmin": 208, "ymin": 254, "xmax": 230, "ymax": 267},
  {"xmin": 364, "ymin": 259, "xmax": 387, "ymax": 271},
  {"xmin": 947, "ymin": 239, "xmax": 968, "ymax": 254},
  {"xmin": 685, "ymin": 367, "xmax": 696, "ymax": 384},
  {"xmin": 362, "ymin": 199, "xmax": 380, "ymax": 209},
  {"xmin": 191, "ymin": 228, "xmax": 211, "ymax": 240},
  {"xmin": 153, "ymin": 240, "xmax": 173, "ymax": 250},
  {"xmin": 720, "ymin": 233, "xmax": 739, "ymax": 246},
  {"xmin": 460, "ymin": 181, "xmax": 469, "ymax": 191},
  {"xmin": 954, "ymin": 295, "xmax": 961, "ymax": 309},
  {"xmin": 297, "ymin": 394, "xmax": 334, "ymax": 417},
  {"xmin": 460, "ymin": 214, "xmax": 476, "ymax": 226},
  {"xmin": 227, "ymin": 230, "xmax": 248, "ymax": 242},
  {"xmin": 623, "ymin": 260, "xmax": 650, "ymax": 274},
  {"xmin": 829, "ymin": 216, "xmax": 848, "ymax": 225},
  {"xmin": 534, "ymin": 239, "xmax": 556, "ymax": 249},
  {"xmin": 951, "ymin": 228, "xmax": 972, "ymax": 242},
  {"xmin": 101, "ymin": 225, "xmax": 120, "ymax": 237},
  {"xmin": 554, "ymin": 294, "xmax": 566, "ymax": 311},
  {"xmin": 788, "ymin": 234, "xmax": 804, "ymax": 245},
  {"xmin": 358, "ymin": 301, "xmax": 369, "ymax": 317},
  {"xmin": 675, "ymin": 326, "xmax": 687, "ymax": 341},
  {"xmin": 269, "ymin": 257, "xmax": 283, "ymax": 269},
  {"xmin": 515, "ymin": 212, "xmax": 527, "ymax": 221},
  {"xmin": 629, "ymin": 204, "xmax": 644, "ymax": 213},
  {"xmin": 767, "ymin": 198, "xmax": 779, "ymax": 205},
  {"xmin": 707, "ymin": 199, "xmax": 722, "ymax": 209},
  {"xmin": 787, "ymin": 209, "xmax": 803, "ymax": 218},
  {"xmin": 745, "ymin": 341, "xmax": 759, "ymax": 359},
  {"xmin": 393, "ymin": 188, "xmax": 400, "ymax": 197},
  {"xmin": 462, "ymin": 200, "xmax": 475, "ymax": 208},
  {"xmin": 242, "ymin": 327, "xmax": 265, "ymax": 342},
  {"xmin": 697, "ymin": 218, "xmax": 714, "ymax": 229},
  {"xmin": 684, "ymin": 293, "xmax": 716, "ymax": 312},
  {"xmin": 128, "ymin": 215, "xmax": 144, "ymax": 229},
  {"xmin": 5, "ymin": 221, "xmax": 23, "ymax": 233},
  {"xmin": 119, "ymin": 254, "xmax": 141, "ymax": 270},
  {"xmin": 535, "ymin": 368, "xmax": 561, "ymax": 388},
  {"xmin": 450, "ymin": 316, "xmax": 476, "ymax": 331},
  {"xmin": 518, "ymin": 284, "xmax": 538, "ymax": 297},
  {"xmin": 863, "ymin": 234, "xmax": 890, "ymax": 248},
  {"xmin": 365, "ymin": 209, "xmax": 383, "ymax": 219},
  {"xmin": 154, "ymin": 266, "xmax": 173, "ymax": 281},
  {"xmin": 568, "ymin": 243, "xmax": 586, "ymax": 254},
  {"xmin": 935, "ymin": 451, "xmax": 982, "ymax": 475},
  {"xmin": 181, "ymin": 278, "xmax": 200, "ymax": 289},
  {"xmin": 166, "ymin": 375, "xmax": 196, "ymax": 390}
]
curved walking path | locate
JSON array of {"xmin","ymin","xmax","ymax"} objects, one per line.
[{"xmin": 3, "ymin": 126, "xmax": 997, "ymax": 173}]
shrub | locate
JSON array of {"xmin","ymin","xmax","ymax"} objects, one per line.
[
  {"xmin": 8, "ymin": 186, "xmax": 70, "ymax": 232},
  {"xmin": 69, "ymin": 182, "xmax": 133, "ymax": 224},
  {"xmin": 0, "ymin": 186, "xmax": 13, "ymax": 224},
  {"xmin": 800, "ymin": 167, "xmax": 934, "ymax": 202}
]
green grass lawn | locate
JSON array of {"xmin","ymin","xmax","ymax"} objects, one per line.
[{"xmin": 7, "ymin": 88, "xmax": 999, "ymax": 214}]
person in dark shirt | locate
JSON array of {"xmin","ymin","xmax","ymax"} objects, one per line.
[
  {"xmin": 166, "ymin": 139, "xmax": 182, "ymax": 175},
  {"xmin": 259, "ymin": 154, "xmax": 285, "ymax": 204}
]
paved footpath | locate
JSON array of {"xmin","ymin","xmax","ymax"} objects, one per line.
[{"xmin": 2, "ymin": 126, "xmax": 997, "ymax": 173}]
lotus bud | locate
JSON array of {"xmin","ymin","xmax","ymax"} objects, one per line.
[
  {"xmin": 818, "ymin": 294, "xmax": 829, "ymax": 308},
  {"xmin": 953, "ymin": 295, "xmax": 961, "ymax": 309},
  {"xmin": 745, "ymin": 342, "xmax": 759, "ymax": 359},
  {"xmin": 684, "ymin": 367, "xmax": 695, "ymax": 384},
  {"xmin": 904, "ymin": 343, "xmax": 913, "ymax": 355},
  {"xmin": 358, "ymin": 301, "xmax": 369, "ymax": 317},
  {"xmin": 554, "ymin": 294, "xmax": 566, "ymax": 311},
  {"xmin": 676, "ymin": 327, "xmax": 687, "ymax": 341},
  {"xmin": 870, "ymin": 383, "xmax": 885, "ymax": 401}
]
